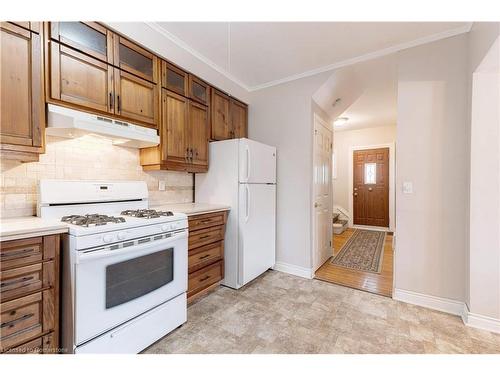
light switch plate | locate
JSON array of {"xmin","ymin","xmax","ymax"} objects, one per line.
[
  {"xmin": 158, "ymin": 180, "xmax": 166, "ymax": 191},
  {"xmin": 402, "ymin": 181, "xmax": 413, "ymax": 194}
]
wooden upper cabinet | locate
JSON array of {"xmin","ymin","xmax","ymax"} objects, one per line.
[
  {"xmin": 189, "ymin": 75, "xmax": 210, "ymax": 106},
  {"xmin": 114, "ymin": 36, "xmax": 158, "ymax": 83},
  {"xmin": 9, "ymin": 22, "xmax": 40, "ymax": 33},
  {"xmin": 114, "ymin": 68, "xmax": 159, "ymax": 127},
  {"xmin": 211, "ymin": 88, "xmax": 231, "ymax": 140},
  {"xmin": 162, "ymin": 61, "xmax": 188, "ymax": 96},
  {"xmin": 230, "ymin": 98, "xmax": 248, "ymax": 138},
  {"xmin": 49, "ymin": 41, "xmax": 114, "ymax": 114},
  {"xmin": 162, "ymin": 89, "xmax": 189, "ymax": 166},
  {"xmin": 188, "ymin": 101, "xmax": 209, "ymax": 168},
  {"xmin": 49, "ymin": 22, "xmax": 113, "ymax": 64},
  {"xmin": 0, "ymin": 22, "xmax": 44, "ymax": 161}
]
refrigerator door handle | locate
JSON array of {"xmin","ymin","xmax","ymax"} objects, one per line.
[
  {"xmin": 246, "ymin": 145, "xmax": 251, "ymax": 182},
  {"xmin": 245, "ymin": 184, "xmax": 250, "ymax": 223}
]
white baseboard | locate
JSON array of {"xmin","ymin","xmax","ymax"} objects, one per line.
[
  {"xmin": 462, "ymin": 305, "xmax": 500, "ymax": 334},
  {"xmin": 273, "ymin": 262, "xmax": 313, "ymax": 279},
  {"xmin": 393, "ymin": 288, "xmax": 465, "ymax": 316}
]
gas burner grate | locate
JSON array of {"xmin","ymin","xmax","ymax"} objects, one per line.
[
  {"xmin": 61, "ymin": 214, "xmax": 126, "ymax": 227},
  {"xmin": 120, "ymin": 209, "xmax": 174, "ymax": 219}
]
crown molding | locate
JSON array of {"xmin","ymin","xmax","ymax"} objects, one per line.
[{"xmin": 146, "ymin": 22, "xmax": 473, "ymax": 93}]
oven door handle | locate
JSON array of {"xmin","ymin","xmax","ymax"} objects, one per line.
[{"xmin": 76, "ymin": 230, "xmax": 187, "ymax": 264}]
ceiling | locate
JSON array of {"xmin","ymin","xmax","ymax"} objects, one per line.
[{"xmin": 154, "ymin": 22, "xmax": 470, "ymax": 90}]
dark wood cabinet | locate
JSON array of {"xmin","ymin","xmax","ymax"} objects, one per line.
[
  {"xmin": 0, "ymin": 235, "xmax": 60, "ymax": 354},
  {"xmin": 230, "ymin": 98, "xmax": 248, "ymax": 138},
  {"xmin": 0, "ymin": 22, "xmax": 45, "ymax": 162},
  {"xmin": 48, "ymin": 41, "xmax": 114, "ymax": 114},
  {"xmin": 113, "ymin": 68, "xmax": 159, "ymax": 126},
  {"xmin": 211, "ymin": 88, "xmax": 231, "ymax": 140},
  {"xmin": 187, "ymin": 211, "xmax": 228, "ymax": 303}
]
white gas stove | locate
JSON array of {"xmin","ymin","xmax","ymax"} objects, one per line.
[{"xmin": 38, "ymin": 180, "xmax": 188, "ymax": 354}]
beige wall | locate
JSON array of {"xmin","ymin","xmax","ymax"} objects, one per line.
[
  {"xmin": 333, "ymin": 125, "xmax": 396, "ymax": 220},
  {"xmin": 0, "ymin": 135, "xmax": 193, "ymax": 218},
  {"xmin": 249, "ymin": 71, "xmax": 332, "ymax": 272},
  {"xmin": 395, "ymin": 34, "xmax": 469, "ymax": 301}
]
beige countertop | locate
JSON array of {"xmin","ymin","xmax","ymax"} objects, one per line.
[
  {"xmin": 151, "ymin": 202, "xmax": 231, "ymax": 216},
  {"xmin": 0, "ymin": 216, "xmax": 68, "ymax": 242}
]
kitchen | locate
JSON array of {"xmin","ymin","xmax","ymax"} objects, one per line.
[{"xmin": 0, "ymin": 20, "xmax": 276, "ymax": 354}]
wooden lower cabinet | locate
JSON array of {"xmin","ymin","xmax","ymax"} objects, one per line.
[
  {"xmin": 0, "ymin": 235, "xmax": 60, "ymax": 354},
  {"xmin": 187, "ymin": 211, "xmax": 228, "ymax": 303},
  {"xmin": 0, "ymin": 22, "xmax": 45, "ymax": 162}
]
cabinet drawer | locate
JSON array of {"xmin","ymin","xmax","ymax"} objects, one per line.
[
  {"xmin": 0, "ymin": 237, "xmax": 43, "ymax": 270},
  {"xmin": 188, "ymin": 260, "xmax": 223, "ymax": 298},
  {"xmin": 0, "ymin": 293, "xmax": 42, "ymax": 352},
  {"xmin": 188, "ymin": 241, "xmax": 224, "ymax": 273},
  {"xmin": 2, "ymin": 332, "xmax": 55, "ymax": 354},
  {"xmin": 189, "ymin": 226, "xmax": 225, "ymax": 249},
  {"xmin": 0, "ymin": 261, "xmax": 54, "ymax": 302},
  {"xmin": 188, "ymin": 211, "xmax": 226, "ymax": 232}
]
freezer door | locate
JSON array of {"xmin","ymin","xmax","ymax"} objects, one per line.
[
  {"xmin": 238, "ymin": 183, "xmax": 276, "ymax": 286},
  {"xmin": 239, "ymin": 138, "xmax": 276, "ymax": 184}
]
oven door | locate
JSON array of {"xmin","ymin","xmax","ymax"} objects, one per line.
[{"xmin": 74, "ymin": 230, "xmax": 187, "ymax": 345}]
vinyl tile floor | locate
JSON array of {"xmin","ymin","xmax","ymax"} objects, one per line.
[{"xmin": 143, "ymin": 270, "xmax": 500, "ymax": 354}]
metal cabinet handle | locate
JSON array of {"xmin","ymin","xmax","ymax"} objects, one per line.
[
  {"xmin": 199, "ymin": 235, "xmax": 210, "ymax": 240},
  {"xmin": 198, "ymin": 254, "xmax": 211, "ymax": 260},
  {"xmin": 185, "ymin": 147, "xmax": 189, "ymax": 163},
  {"xmin": 0, "ymin": 313, "xmax": 34, "ymax": 329},
  {"xmin": 0, "ymin": 276, "xmax": 35, "ymax": 289},
  {"xmin": 199, "ymin": 275, "xmax": 210, "ymax": 282},
  {"xmin": 117, "ymin": 95, "xmax": 121, "ymax": 112},
  {"xmin": 109, "ymin": 92, "xmax": 113, "ymax": 110}
]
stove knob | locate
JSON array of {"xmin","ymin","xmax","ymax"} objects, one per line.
[
  {"xmin": 117, "ymin": 232, "xmax": 127, "ymax": 240},
  {"xmin": 103, "ymin": 234, "xmax": 114, "ymax": 243},
  {"xmin": 161, "ymin": 224, "xmax": 170, "ymax": 232}
]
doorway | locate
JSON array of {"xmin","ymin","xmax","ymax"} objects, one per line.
[{"xmin": 353, "ymin": 147, "xmax": 389, "ymax": 228}]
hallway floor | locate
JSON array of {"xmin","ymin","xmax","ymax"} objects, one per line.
[
  {"xmin": 315, "ymin": 228, "xmax": 393, "ymax": 297},
  {"xmin": 144, "ymin": 271, "xmax": 500, "ymax": 354}
]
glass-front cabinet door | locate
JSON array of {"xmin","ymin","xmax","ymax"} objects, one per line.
[
  {"xmin": 114, "ymin": 35, "xmax": 158, "ymax": 83},
  {"xmin": 162, "ymin": 61, "xmax": 188, "ymax": 96},
  {"xmin": 189, "ymin": 74, "xmax": 210, "ymax": 106},
  {"xmin": 49, "ymin": 22, "xmax": 113, "ymax": 63}
]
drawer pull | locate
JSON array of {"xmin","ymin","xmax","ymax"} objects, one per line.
[
  {"xmin": 199, "ymin": 275, "xmax": 210, "ymax": 282},
  {"xmin": 199, "ymin": 235, "xmax": 211, "ymax": 240},
  {"xmin": 0, "ymin": 276, "xmax": 35, "ymax": 289},
  {"xmin": 1, "ymin": 323, "xmax": 41, "ymax": 341},
  {"xmin": 198, "ymin": 254, "xmax": 211, "ymax": 260},
  {"xmin": 0, "ymin": 247, "xmax": 36, "ymax": 259},
  {"xmin": 0, "ymin": 313, "xmax": 34, "ymax": 329},
  {"xmin": 200, "ymin": 219, "xmax": 214, "ymax": 224}
]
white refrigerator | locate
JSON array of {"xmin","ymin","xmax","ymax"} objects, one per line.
[{"xmin": 195, "ymin": 138, "xmax": 276, "ymax": 289}]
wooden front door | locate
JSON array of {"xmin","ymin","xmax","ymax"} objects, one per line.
[{"xmin": 353, "ymin": 148, "xmax": 389, "ymax": 227}]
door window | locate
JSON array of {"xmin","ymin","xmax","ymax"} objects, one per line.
[
  {"xmin": 364, "ymin": 163, "xmax": 376, "ymax": 184},
  {"xmin": 105, "ymin": 248, "xmax": 174, "ymax": 309}
]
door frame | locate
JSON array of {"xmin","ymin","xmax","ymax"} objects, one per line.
[
  {"xmin": 348, "ymin": 143, "xmax": 395, "ymax": 232},
  {"xmin": 311, "ymin": 113, "xmax": 333, "ymax": 273}
]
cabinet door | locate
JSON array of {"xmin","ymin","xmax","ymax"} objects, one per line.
[
  {"xmin": 230, "ymin": 98, "xmax": 248, "ymax": 139},
  {"xmin": 49, "ymin": 42, "xmax": 114, "ymax": 114},
  {"xmin": 114, "ymin": 68, "xmax": 159, "ymax": 127},
  {"xmin": 162, "ymin": 89, "xmax": 189, "ymax": 165},
  {"xmin": 0, "ymin": 23, "xmax": 43, "ymax": 149},
  {"xmin": 114, "ymin": 35, "xmax": 158, "ymax": 83},
  {"xmin": 49, "ymin": 22, "xmax": 113, "ymax": 64},
  {"xmin": 162, "ymin": 61, "xmax": 188, "ymax": 96},
  {"xmin": 211, "ymin": 88, "xmax": 230, "ymax": 140},
  {"xmin": 189, "ymin": 75, "xmax": 210, "ymax": 106},
  {"xmin": 188, "ymin": 101, "xmax": 209, "ymax": 169}
]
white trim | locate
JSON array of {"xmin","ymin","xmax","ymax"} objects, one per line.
[
  {"xmin": 462, "ymin": 305, "xmax": 500, "ymax": 334},
  {"xmin": 273, "ymin": 262, "xmax": 314, "ymax": 279},
  {"xmin": 352, "ymin": 225, "xmax": 389, "ymax": 232},
  {"xmin": 348, "ymin": 143, "xmax": 396, "ymax": 232},
  {"xmin": 146, "ymin": 22, "xmax": 472, "ymax": 92},
  {"xmin": 393, "ymin": 288, "xmax": 466, "ymax": 316}
]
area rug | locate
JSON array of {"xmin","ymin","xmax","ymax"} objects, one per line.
[{"xmin": 331, "ymin": 230, "xmax": 386, "ymax": 273}]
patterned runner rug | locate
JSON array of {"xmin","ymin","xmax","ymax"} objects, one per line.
[{"xmin": 331, "ymin": 229, "xmax": 386, "ymax": 273}]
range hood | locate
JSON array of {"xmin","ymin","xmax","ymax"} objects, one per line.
[{"xmin": 46, "ymin": 104, "xmax": 159, "ymax": 148}]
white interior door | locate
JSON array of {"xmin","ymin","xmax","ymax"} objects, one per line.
[
  {"xmin": 239, "ymin": 138, "xmax": 276, "ymax": 184},
  {"xmin": 238, "ymin": 183, "xmax": 276, "ymax": 286},
  {"xmin": 312, "ymin": 115, "xmax": 333, "ymax": 271}
]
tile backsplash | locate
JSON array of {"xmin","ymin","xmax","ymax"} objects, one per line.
[{"xmin": 0, "ymin": 135, "xmax": 193, "ymax": 218}]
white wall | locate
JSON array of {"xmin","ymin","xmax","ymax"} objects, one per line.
[
  {"xmin": 333, "ymin": 125, "xmax": 396, "ymax": 221},
  {"xmin": 468, "ymin": 25, "xmax": 500, "ymax": 321},
  {"xmin": 105, "ymin": 22, "xmax": 250, "ymax": 103},
  {"xmin": 395, "ymin": 34, "xmax": 469, "ymax": 302},
  {"xmin": 249, "ymin": 72, "xmax": 332, "ymax": 273}
]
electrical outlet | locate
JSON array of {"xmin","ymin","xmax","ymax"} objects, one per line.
[
  {"xmin": 402, "ymin": 182, "xmax": 413, "ymax": 194},
  {"xmin": 158, "ymin": 180, "xmax": 166, "ymax": 191}
]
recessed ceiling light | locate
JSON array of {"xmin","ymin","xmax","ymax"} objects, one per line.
[{"xmin": 334, "ymin": 117, "xmax": 348, "ymax": 126}]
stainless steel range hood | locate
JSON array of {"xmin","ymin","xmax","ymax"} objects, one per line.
[{"xmin": 46, "ymin": 104, "xmax": 160, "ymax": 148}]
